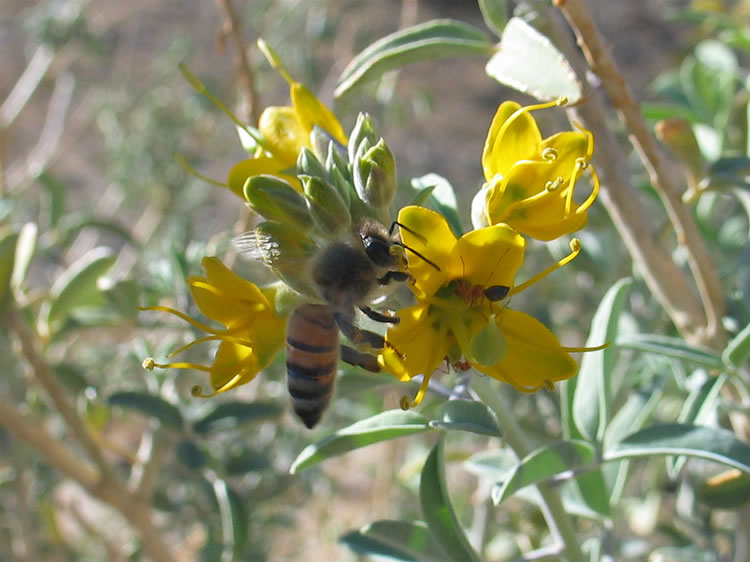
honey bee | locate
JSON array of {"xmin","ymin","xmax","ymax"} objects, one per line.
[{"xmin": 239, "ymin": 218, "xmax": 432, "ymax": 428}]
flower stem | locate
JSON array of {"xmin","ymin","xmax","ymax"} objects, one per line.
[{"xmin": 471, "ymin": 375, "xmax": 586, "ymax": 562}]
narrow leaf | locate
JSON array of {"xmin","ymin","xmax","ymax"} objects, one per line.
[
  {"xmin": 192, "ymin": 401, "xmax": 283, "ymax": 433},
  {"xmin": 11, "ymin": 223, "xmax": 37, "ymax": 291},
  {"xmin": 340, "ymin": 520, "xmax": 449, "ymax": 562},
  {"xmin": 41, "ymin": 247, "xmax": 116, "ymax": 335},
  {"xmin": 723, "ymin": 322, "xmax": 750, "ymax": 368},
  {"xmin": 492, "ymin": 440, "xmax": 596, "ymax": 504},
  {"xmin": 213, "ymin": 479, "xmax": 249, "ymax": 561},
  {"xmin": 606, "ymin": 423, "xmax": 750, "ymax": 473},
  {"xmin": 0, "ymin": 231, "xmax": 19, "ymax": 314},
  {"xmin": 486, "ymin": 17, "xmax": 582, "ymax": 103},
  {"xmin": 669, "ymin": 374, "xmax": 727, "ymax": 477},
  {"xmin": 108, "ymin": 391, "xmax": 183, "ymax": 430},
  {"xmin": 573, "ymin": 278, "xmax": 632, "ymax": 442},
  {"xmin": 336, "ymin": 19, "xmax": 493, "ymax": 98},
  {"xmin": 617, "ymin": 333, "xmax": 723, "ymax": 369},
  {"xmin": 290, "ymin": 410, "xmax": 432, "ymax": 473},
  {"xmin": 410, "ymin": 174, "xmax": 463, "ymax": 236},
  {"xmin": 477, "ymin": 0, "xmax": 508, "ymax": 37},
  {"xmin": 420, "ymin": 438, "xmax": 481, "ymax": 562},
  {"xmin": 429, "ymin": 399, "xmax": 501, "ymax": 436}
]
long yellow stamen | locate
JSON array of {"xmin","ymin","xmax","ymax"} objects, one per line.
[
  {"xmin": 257, "ymin": 39, "xmax": 295, "ymax": 85},
  {"xmin": 575, "ymin": 163, "xmax": 600, "ymax": 215},
  {"xmin": 143, "ymin": 357, "xmax": 212, "ymax": 373},
  {"xmin": 563, "ymin": 341, "xmax": 611, "ymax": 353},
  {"xmin": 509, "ymin": 238, "xmax": 582, "ymax": 297},
  {"xmin": 400, "ymin": 373, "xmax": 432, "ymax": 410},
  {"xmin": 495, "ymin": 97, "xmax": 568, "ymax": 147},
  {"xmin": 139, "ymin": 305, "xmax": 220, "ymax": 335},
  {"xmin": 175, "ymin": 154, "xmax": 227, "ymax": 187}
]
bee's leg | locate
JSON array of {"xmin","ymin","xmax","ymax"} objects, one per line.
[
  {"xmin": 334, "ymin": 312, "xmax": 385, "ymax": 352},
  {"xmin": 340, "ymin": 345, "xmax": 380, "ymax": 372},
  {"xmin": 377, "ymin": 270, "xmax": 409, "ymax": 286},
  {"xmin": 360, "ymin": 306, "xmax": 400, "ymax": 324}
]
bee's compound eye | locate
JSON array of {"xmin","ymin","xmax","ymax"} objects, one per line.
[{"xmin": 363, "ymin": 234, "xmax": 395, "ymax": 267}]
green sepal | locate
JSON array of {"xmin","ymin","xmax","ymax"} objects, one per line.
[
  {"xmin": 348, "ymin": 113, "xmax": 377, "ymax": 165},
  {"xmin": 470, "ymin": 315, "xmax": 506, "ymax": 366},
  {"xmin": 297, "ymin": 147, "xmax": 328, "ymax": 180},
  {"xmin": 301, "ymin": 175, "xmax": 352, "ymax": 235},
  {"xmin": 243, "ymin": 175, "xmax": 315, "ymax": 229}
]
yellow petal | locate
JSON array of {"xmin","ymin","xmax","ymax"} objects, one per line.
[
  {"xmin": 258, "ymin": 106, "xmax": 308, "ymax": 165},
  {"xmin": 450, "ymin": 223, "xmax": 525, "ymax": 290},
  {"xmin": 380, "ymin": 304, "xmax": 454, "ymax": 381},
  {"xmin": 210, "ymin": 340, "xmax": 260, "ymax": 392},
  {"xmin": 228, "ymin": 156, "xmax": 297, "ymax": 197},
  {"xmin": 290, "ymin": 83, "xmax": 347, "ymax": 146},
  {"xmin": 475, "ymin": 309, "xmax": 577, "ymax": 391},
  {"xmin": 538, "ymin": 130, "xmax": 592, "ymax": 182},
  {"xmin": 397, "ymin": 206, "xmax": 455, "ymax": 296},
  {"xmin": 490, "ymin": 161, "xmax": 588, "ymax": 241},
  {"xmin": 189, "ymin": 258, "xmax": 269, "ymax": 327},
  {"xmin": 482, "ymin": 101, "xmax": 542, "ymax": 181}
]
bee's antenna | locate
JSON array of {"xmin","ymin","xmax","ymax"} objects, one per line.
[
  {"xmin": 394, "ymin": 241, "xmax": 441, "ymax": 271},
  {"xmin": 390, "ymin": 221, "xmax": 427, "ymax": 243}
]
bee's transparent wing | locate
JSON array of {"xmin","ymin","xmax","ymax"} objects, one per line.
[{"xmin": 233, "ymin": 224, "xmax": 318, "ymax": 297}]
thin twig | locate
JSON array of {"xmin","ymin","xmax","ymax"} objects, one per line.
[
  {"xmin": 555, "ymin": 0, "xmax": 725, "ymax": 347},
  {"xmin": 214, "ymin": 0, "xmax": 261, "ymax": 124},
  {"xmin": 0, "ymin": 398, "xmax": 99, "ymax": 488},
  {"xmin": 9, "ymin": 309, "xmax": 116, "ymax": 481},
  {"xmin": 472, "ymin": 376, "xmax": 586, "ymax": 562}
]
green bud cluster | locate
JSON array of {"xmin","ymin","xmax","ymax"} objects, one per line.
[{"xmin": 243, "ymin": 112, "xmax": 398, "ymax": 235}]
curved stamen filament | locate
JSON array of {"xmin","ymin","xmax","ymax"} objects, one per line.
[
  {"xmin": 563, "ymin": 341, "xmax": 611, "ymax": 353},
  {"xmin": 575, "ymin": 163, "xmax": 600, "ymax": 215},
  {"xmin": 139, "ymin": 305, "xmax": 220, "ymax": 335},
  {"xmin": 495, "ymin": 97, "xmax": 568, "ymax": 149},
  {"xmin": 175, "ymin": 154, "xmax": 227, "ymax": 188},
  {"xmin": 400, "ymin": 373, "xmax": 432, "ymax": 410},
  {"xmin": 144, "ymin": 358, "xmax": 212, "ymax": 373},
  {"xmin": 509, "ymin": 238, "xmax": 582, "ymax": 297}
]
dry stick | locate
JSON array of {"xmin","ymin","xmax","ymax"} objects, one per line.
[
  {"xmin": 215, "ymin": 0, "xmax": 261, "ymax": 125},
  {"xmin": 0, "ymin": 401, "xmax": 175, "ymax": 562},
  {"xmin": 9, "ymin": 310, "xmax": 116, "ymax": 481},
  {"xmin": 555, "ymin": 0, "xmax": 725, "ymax": 348},
  {"xmin": 6, "ymin": 313, "xmax": 175, "ymax": 562}
]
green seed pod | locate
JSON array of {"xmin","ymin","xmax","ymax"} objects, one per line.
[
  {"xmin": 301, "ymin": 175, "xmax": 351, "ymax": 235},
  {"xmin": 243, "ymin": 175, "xmax": 315, "ymax": 229}
]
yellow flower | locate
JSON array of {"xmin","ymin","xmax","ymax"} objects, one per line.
[
  {"xmin": 228, "ymin": 40, "xmax": 347, "ymax": 197},
  {"xmin": 379, "ymin": 206, "xmax": 588, "ymax": 408},
  {"xmin": 472, "ymin": 98, "xmax": 600, "ymax": 241},
  {"xmin": 141, "ymin": 257, "xmax": 287, "ymax": 396}
]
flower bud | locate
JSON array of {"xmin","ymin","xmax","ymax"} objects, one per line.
[
  {"xmin": 301, "ymin": 175, "xmax": 352, "ymax": 235},
  {"xmin": 243, "ymin": 175, "xmax": 315, "ymax": 229},
  {"xmin": 348, "ymin": 113, "xmax": 377, "ymax": 164},
  {"xmin": 353, "ymin": 137, "xmax": 397, "ymax": 210}
]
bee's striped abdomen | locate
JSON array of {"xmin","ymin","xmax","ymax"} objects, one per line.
[{"xmin": 286, "ymin": 304, "xmax": 339, "ymax": 428}]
